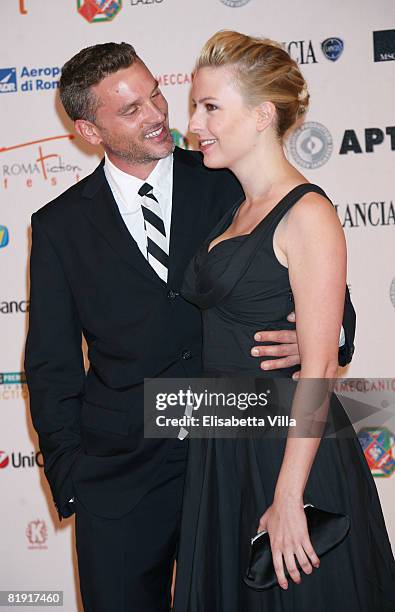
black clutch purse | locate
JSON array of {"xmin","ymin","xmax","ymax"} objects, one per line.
[{"xmin": 244, "ymin": 503, "xmax": 350, "ymax": 590}]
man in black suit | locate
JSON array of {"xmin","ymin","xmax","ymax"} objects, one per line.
[{"xmin": 25, "ymin": 43, "xmax": 355, "ymax": 612}]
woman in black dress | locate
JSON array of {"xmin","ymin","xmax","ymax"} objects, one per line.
[{"xmin": 173, "ymin": 31, "xmax": 395, "ymax": 611}]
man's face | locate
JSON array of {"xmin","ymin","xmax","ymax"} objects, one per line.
[{"xmin": 91, "ymin": 60, "xmax": 174, "ymax": 165}]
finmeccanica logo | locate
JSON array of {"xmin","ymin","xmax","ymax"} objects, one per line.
[{"xmin": 77, "ymin": 0, "xmax": 122, "ymax": 23}]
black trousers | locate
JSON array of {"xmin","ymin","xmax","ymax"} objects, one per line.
[{"xmin": 74, "ymin": 442, "xmax": 187, "ymax": 612}]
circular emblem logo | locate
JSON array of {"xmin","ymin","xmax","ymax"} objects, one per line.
[
  {"xmin": 358, "ymin": 427, "xmax": 395, "ymax": 477},
  {"xmin": 220, "ymin": 0, "xmax": 251, "ymax": 6},
  {"xmin": 390, "ymin": 278, "xmax": 395, "ymax": 308},
  {"xmin": 321, "ymin": 37, "xmax": 344, "ymax": 62},
  {"xmin": 288, "ymin": 121, "xmax": 333, "ymax": 169}
]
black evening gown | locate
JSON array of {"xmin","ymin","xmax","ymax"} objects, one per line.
[{"xmin": 173, "ymin": 184, "xmax": 395, "ymax": 612}]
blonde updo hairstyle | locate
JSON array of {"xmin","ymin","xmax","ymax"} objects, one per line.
[{"xmin": 195, "ymin": 30, "xmax": 309, "ymax": 138}]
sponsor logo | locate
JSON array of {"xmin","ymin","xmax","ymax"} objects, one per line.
[
  {"xmin": 335, "ymin": 201, "xmax": 395, "ymax": 228},
  {"xmin": 26, "ymin": 520, "xmax": 48, "ymax": 549},
  {"xmin": 373, "ymin": 29, "xmax": 395, "ymax": 62},
  {"xmin": 171, "ymin": 129, "xmax": 190, "ymax": 150},
  {"xmin": 0, "ymin": 300, "xmax": 29, "ymax": 314},
  {"xmin": 0, "ymin": 451, "xmax": 9, "ymax": 469},
  {"xmin": 77, "ymin": 0, "xmax": 122, "ymax": 22},
  {"xmin": 0, "ymin": 372, "xmax": 26, "ymax": 385},
  {"xmin": 283, "ymin": 37, "xmax": 344, "ymax": 65},
  {"xmin": 0, "ymin": 135, "xmax": 82, "ymax": 190},
  {"xmin": 156, "ymin": 72, "xmax": 193, "ymax": 87},
  {"xmin": 290, "ymin": 124, "xmax": 395, "ymax": 169},
  {"xmin": 0, "ymin": 449, "xmax": 43, "ymax": 469},
  {"xmin": 358, "ymin": 427, "xmax": 395, "ymax": 477},
  {"xmin": 283, "ymin": 40, "xmax": 317, "ymax": 65},
  {"xmin": 0, "ymin": 68, "xmax": 17, "ymax": 94},
  {"xmin": 0, "ymin": 66, "xmax": 60, "ymax": 93},
  {"xmin": 390, "ymin": 278, "xmax": 395, "ymax": 308},
  {"xmin": 0, "ymin": 372, "xmax": 27, "ymax": 401},
  {"xmin": 288, "ymin": 121, "xmax": 333, "ymax": 169},
  {"xmin": 321, "ymin": 37, "xmax": 344, "ymax": 62},
  {"xmin": 335, "ymin": 379, "xmax": 395, "ymax": 393},
  {"xmin": 0, "ymin": 226, "xmax": 9, "ymax": 248},
  {"xmin": 220, "ymin": 0, "xmax": 250, "ymax": 6},
  {"xmin": 339, "ymin": 127, "xmax": 395, "ymax": 155},
  {"xmin": 130, "ymin": 0, "xmax": 164, "ymax": 5}
]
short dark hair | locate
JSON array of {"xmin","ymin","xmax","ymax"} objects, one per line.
[{"xmin": 59, "ymin": 42, "xmax": 138, "ymax": 123}]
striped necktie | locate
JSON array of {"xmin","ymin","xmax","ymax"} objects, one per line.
[{"xmin": 138, "ymin": 182, "xmax": 168, "ymax": 283}]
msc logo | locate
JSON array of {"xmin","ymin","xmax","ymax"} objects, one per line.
[
  {"xmin": 0, "ymin": 68, "xmax": 17, "ymax": 94},
  {"xmin": 77, "ymin": 0, "xmax": 122, "ymax": 23},
  {"xmin": 373, "ymin": 29, "xmax": 395, "ymax": 62},
  {"xmin": 26, "ymin": 520, "xmax": 48, "ymax": 549},
  {"xmin": 358, "ymin": 427, "xmax": 395, "ymax": 477},
  {"xmin": 288, "ymin": 121, "xmax": 333, "ymax": 169},
  {"xmin": 0, "ymin": 226, "xmax": 9, "ymax": 248}
]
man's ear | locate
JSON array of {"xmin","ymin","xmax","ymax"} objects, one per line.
[
  {"xmin": 255, "ymin": 101, "xmax": 276, "ymax": 132},
  {"xmin": 74, "ymin": 119, "xmax": 103, "ymax": 147}
]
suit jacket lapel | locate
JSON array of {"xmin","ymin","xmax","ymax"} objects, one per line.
[
  {"xmin": 81, "ymin": 161, "xmax": 164, "ymax": 287},
  {"xmin": 167, "ymin": 147, "xmax": 206, "ymax": 288}
]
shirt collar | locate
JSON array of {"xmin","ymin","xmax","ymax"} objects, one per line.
[{"xmin": 104, "ymin": 153, "xmax": 173, "ymax": 199}]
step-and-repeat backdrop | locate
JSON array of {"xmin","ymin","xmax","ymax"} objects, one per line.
[{"xmin": 1, "ymin": 1, "xmax": 394, "ymax": 609}]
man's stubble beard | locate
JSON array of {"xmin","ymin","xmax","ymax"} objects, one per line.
[{"xmin": 101, "ymin": 128, "xmax": 175, "ymax": 165}]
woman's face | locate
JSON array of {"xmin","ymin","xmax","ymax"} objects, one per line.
[{"xmin": 189, "ymin": 66, "xmax": 258, "ymax": 170}]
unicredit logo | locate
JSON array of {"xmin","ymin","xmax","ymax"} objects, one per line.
[
  {"xmin": 0, "ymin": 450, "xmax": 43, "ymax": 469},
  {"xmin": 0, "ymin": 451, "xmax": 10, "ymax": 468}
]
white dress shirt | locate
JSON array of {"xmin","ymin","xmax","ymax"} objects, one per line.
[{"xmin": 104, "ymin": 153, "xmax": 173, "ymax": 257}]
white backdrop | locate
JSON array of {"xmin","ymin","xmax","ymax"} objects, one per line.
[{"xmin": 1, "ymin": 1, "xmax": 394, "ymax": 609}]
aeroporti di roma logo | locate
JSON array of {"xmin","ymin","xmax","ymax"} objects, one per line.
[{"xmin": 77, "ymin": 0, "xmax": 122, "ymax": 23}]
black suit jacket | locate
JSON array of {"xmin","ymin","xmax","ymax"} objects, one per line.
[{"xmin": 25, "ymin": 147, "xmax": 356, "ymax": 520}]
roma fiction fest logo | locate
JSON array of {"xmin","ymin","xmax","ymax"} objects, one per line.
[
  {"xmin": 373, "ymin": 29, "xmax": 395, "ymax": 62},
  {"xmin": 0, "ymin": 134, "xmax": 82, "ymax": 191},
  {"xmin": 282, "ymin": 37, "xmax": 344, "ymax": 65},
  {"xmin": 26, "ymin": 520, "xmax": 48, "ymax": 550},
  {"xmin": 77, "ymin": 0, "xmax": 122, "ymax": 22},
  {"xmin": 0, "ymin": 371, "xmax": 28, "ymax": 401},
  {"xmin": 0, "ymin": 300, "xmax": 29, "ymax": 314},
  {"xmin": 0, "ymin": 449, "xmax": 44, "ymax": 470},
  {"xmin": 0, "ymin": 225, "xmax": 9, "ymax": 248},
  {"xmin": 358, "ymin": 427, "xmax": 395, "ymax": 477},
  {"xmin": 334, "ymin": 200, "xmax": 395, "ymax": 228},
  {"xmin": 0, "ymin": 66, "xmax": 60, "ymax": 94}
]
